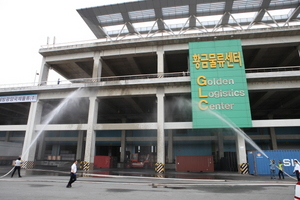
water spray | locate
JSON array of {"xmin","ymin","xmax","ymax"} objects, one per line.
[
  {"xmin": 207, "ymin": 109, "xmax": 297, "ymax": 181},
  {"xmin": 22, "ymin": 88, "xmax": 82, "ymax": 158},
  {"xmin": 0, "ymin": 88, "xmax": 83, "ymax": 178},
  {"xmin": 207, "ymin": 110, "xmax": 268, "ymax": 158}
]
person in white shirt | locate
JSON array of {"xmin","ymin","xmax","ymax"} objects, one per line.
[
  {"xmin": 294, "ymin": 160, "xmax": 300, "ymax": 181},
  {"xmin": 66, "ymin": 160, "xmax": 78, "ymax": 188},
  {"xmin": 11, "ymin": 157, "xmax": 22, "ymax": 178}
]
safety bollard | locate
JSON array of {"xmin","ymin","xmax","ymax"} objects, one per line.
[{"xmin": 295, "ymin": 181, "xmax": 300, "ymax": 200}]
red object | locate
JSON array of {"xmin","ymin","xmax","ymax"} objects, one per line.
[
  {"xmin": 94, "ymin": 156, "xmax": 111, "ymax": 169},
  {"xmin": 176, "ymin": 156, "xmax": 214, "ymax": 172},
  {"xmin": 129, "ymin": 154, "xmax": 152, "ymax": 168}
]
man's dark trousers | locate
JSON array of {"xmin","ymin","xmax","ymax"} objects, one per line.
[
  {"xmin": 11, "ymin": 166, "xmax": 21, "ymax": 177},
  {"xmin": 67, "ymin": 173, "xmax": 76, "ymax": 187}
]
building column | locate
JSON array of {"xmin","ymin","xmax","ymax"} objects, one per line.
[
  {"xmin": 93, "ymin": 52, "xmax": 102, "ymax": 81},
  {"xmin": 120, "ymin": 130, "xmax": 126, "ymax": 162},
  {"xmin": 216, "ymin": 130, "xmax": 224, "ymax": 160},
  {"xmin": 120, "ymin": 118, "xmax": 126, "ymax": 163},
  {"xmin": 84, "ymin": 96, "xmax": 98, "ymax": 170},
  {"xmin": 36, "ymin": 131, "xmax": 46, "ymax": 160},
  {"xmin": 167, "ymin": 129, "xmax": 173, "ymax": 164},
  {"xmin": 236, "ymin": 133, "xmax": 247, "ymax": 173},
  {"xmin": 38, "ymin": 59, "xmax": 50, "ymax": 86},
  {"xmin": 156, "ymin": 47, "xmax": 165, "ymax": 170},
  {"xmin": 268, "ymin": 115, "xmax": 277, "ymax": 150},
  {"xmin": 156, "ymin": 87, "xmax": 165, "ymax": 168},
  {"xmin": 157, "ymin": 46, "xmax": 164, "ymax": 77},
  {"xmin": 5, "ymin": 131, "xmax": 10, "ymax": 142},
  {"xmin": 76, "ymin": 131, "xmax": 84, "ymax": 161},
  {"xmin": 269, "ymin": 127, "xmax": 278, "ymax": 150},
  {"xmin": 22, "ymin": 100, "xmax": 43, "ymax": 169}
]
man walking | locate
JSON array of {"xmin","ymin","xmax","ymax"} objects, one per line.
[
  {"xmin": 11, "ymin": 157, "xmax": 22, "ymax": 178},
  {"xmin": 66, "ymin": 160, "xmax": 78, "ymax": 188},
  {"xmin": 294, "ymin": 160, "xmax": 300, "ymax": 182}
]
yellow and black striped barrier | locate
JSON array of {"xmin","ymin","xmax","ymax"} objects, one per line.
[
  {"xmin": 239, "ymin": 163, "xmax": 248, "ymax": 174},
  {"xmin": 80, "ymin": 161, "xmax": 90, "ymax": 171},
  {"xmin": 155, "ymin": 163, "xmax": 165, "ymax": 174}
]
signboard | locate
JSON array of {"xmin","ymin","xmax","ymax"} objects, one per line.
[
  {"xmin": 189, "ymin": 39, "xmax": 252, "ymax": 128},
  {"xmin": 0, "ymin": 94, "xmax": 38, "ymax": 103}
]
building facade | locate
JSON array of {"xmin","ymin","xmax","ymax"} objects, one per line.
[{"xmin": 1, "ymin": 0, "xmax": 300, "ymax": 171}]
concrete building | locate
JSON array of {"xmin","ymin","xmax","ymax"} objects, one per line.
[{"xmin": 1, "ymin": 0, "xmax": 300, "ymax": 172}]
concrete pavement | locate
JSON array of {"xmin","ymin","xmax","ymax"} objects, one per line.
[{"xmin": 0, "ymin": 166, "xmax": 297, "ymax": 200}]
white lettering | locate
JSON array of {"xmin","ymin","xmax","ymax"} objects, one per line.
[
  {"xmin": 283, "ymin": 159, "xmax": 291, "ymax": 166},
  {"xmin": 209, "ymin": 103, "xmax": 234, "ymax": 110},
  {"xmin": 208, "ymin": 90, "xmax": 245, "ymax": 99},
  {"xmin": 206, "ymin": 78, "xmax": 234, "ymax": 86}
]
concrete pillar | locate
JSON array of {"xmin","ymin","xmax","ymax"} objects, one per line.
[
  {"xmin": 167, "ymin": 129, "xmax": 173, "ymax": 164},
  {"xmin": 36, "ymin": 131, "xmax": 46, "ymax": 160},
  {"xmin": 156, "ymin": 87, "xmax": 165, "ymax": 165},
  {"xmin": 127, "ymin": 130, "xmax": 133, "ymax": 158},
  {"xmin": 268, "ymin": 115, "xmax": 277, "ymax": 150},
  {"xmin": 38, "ymin": 59, "xmax": 50, "ymax": 86},
  {"xmin": 236, "ymin": 133, "xmax": 247, "ymax": 172},
  {"xmin": 76, "ymin": 131, "xmax": 84, "ymax": 161},
  {"xmin": 120, "ymin": 130, "xmax": 126, "ymax": 162},
  {"xmin": 22, "ymin": 100, "xmax": 43, "ymax": 168},
  {"xmin": 5, "ymin": 131, "xmax": 10, "ymax": 142},
  {"xmin": 156, "ymin": 47, "xmax": 165, "ymax": 167},
  {"xmin": 120, "ymin": 119, "xmax": 126, "ymax": 163},
  {"xmin": 93, "ymin": 52, "xmax": 102, "ymax": 81},
  {"xmin": 84, "ymin": 96, "xmax": 99, "ymax": 170},
  {"xmin": 217, "ymin": 130, "xmax": 224, "ymax": 160},
  {"xmin": 269, "ymin": 127, "xmax": 278, "ymax": 150},
  {"xmin": 157, "ymin": 46, "xmax": 164, "ymax": 76}
]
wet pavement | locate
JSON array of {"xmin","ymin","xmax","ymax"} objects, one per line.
[
  {"xmin": 0, "ymin": 166, "xmax": 297, "ymax": 200},
  {"xmin": 17, "ymin": 166, "xmax": 296, "ymax": 182}
]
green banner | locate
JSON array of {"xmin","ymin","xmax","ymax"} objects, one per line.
[{"xmin": 189, "ymin": 39, "xmax": 252, "ymax": 128}]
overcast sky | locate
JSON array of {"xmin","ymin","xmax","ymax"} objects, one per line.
[{"xmin": 0, "ymin": 0, "xmax": 134, "ymax": 85}]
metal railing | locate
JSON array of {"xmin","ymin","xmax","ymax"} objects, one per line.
[
  {"xmin": 0, "ymin": 72, "xmax": 189, "ymax": 89},
  {"xmin": 89, "ymin": 72, "xmax": 189, "ymax": 82},
  {"xmin": 0, "ymin": 66, "xmax": 299, "ymax": 89},
  {"xmin": 245, "ymin": 66, "xmax": 300, "ymax": 73}
]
